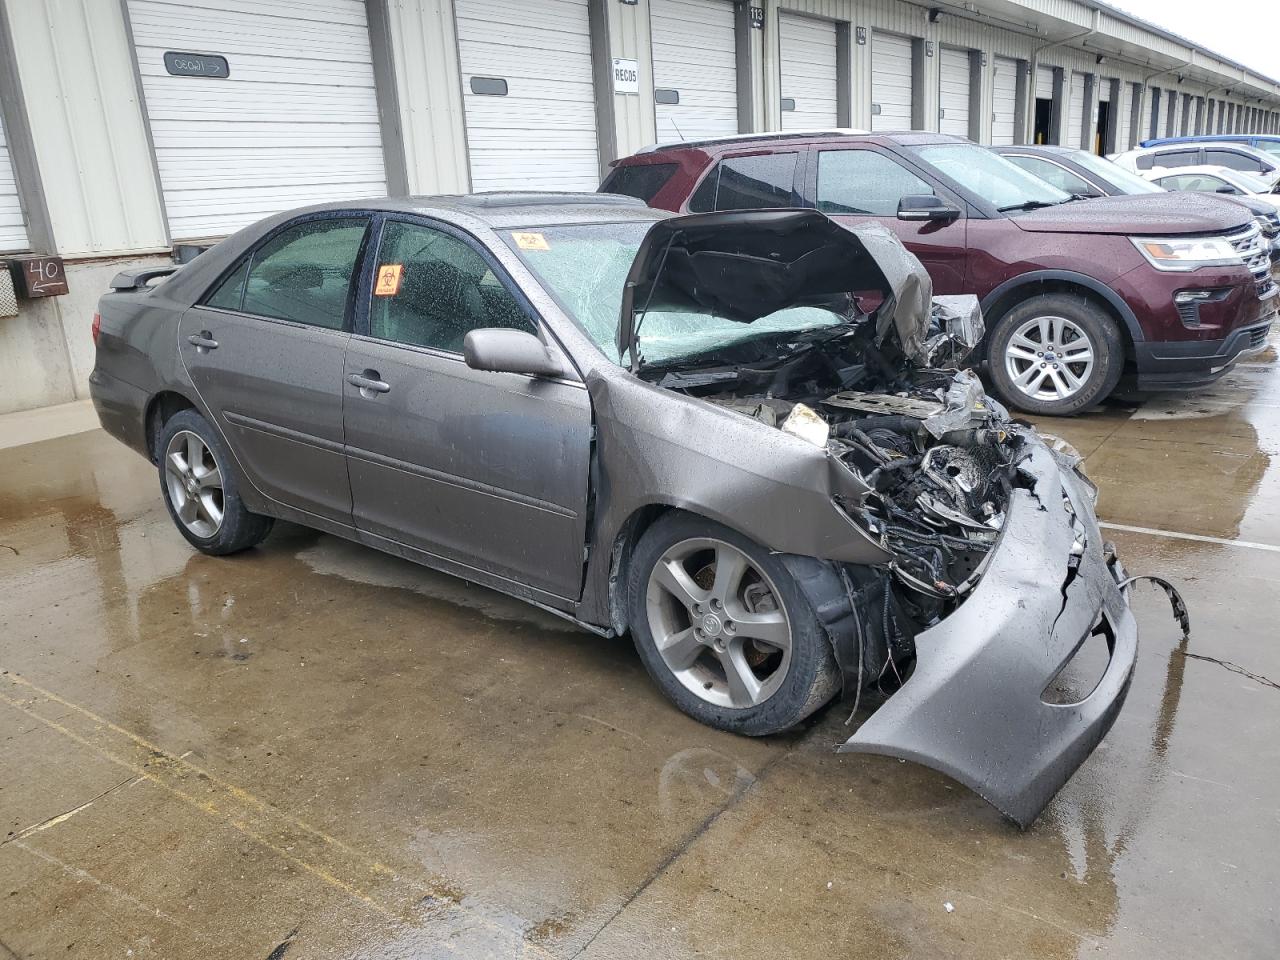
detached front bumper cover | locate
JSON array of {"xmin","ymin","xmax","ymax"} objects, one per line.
[{"xmin": 839, "ymin": 441, "xmax": 1138, "ymax": 828}]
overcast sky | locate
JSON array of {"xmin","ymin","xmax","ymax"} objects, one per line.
[{"xmin": 1108, "ymin": 0, "xmax": 1279, "ymax": 79}]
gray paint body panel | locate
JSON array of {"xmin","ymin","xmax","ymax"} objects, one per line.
[{"xmin": 89, "ymin": 193, "xmax": 1140, "ymax": 827}]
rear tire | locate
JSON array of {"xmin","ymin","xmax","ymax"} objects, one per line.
[
  {"xmin": 157, "ymin": 409, "xmax": 273, "ymax": 555},
  {"xmin": 627, "ymin": 512, "xmax": 840, "ymax": 736},
  {"xmin": 987, "ymin": 293, "xmax": 1124, "ymax": 416}
]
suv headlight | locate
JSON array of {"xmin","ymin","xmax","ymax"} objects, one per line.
[{"xmin": 1131, "ymin": 236, "xmax": 1242, "ymax": 271}]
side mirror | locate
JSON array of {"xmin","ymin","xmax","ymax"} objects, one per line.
[
  {"xmin": 1074, "ymin": 189, "xmax": 1103, "ymax": 199},
  {"xmin": 1217, "ymin": 186, "xmax": 1238, "ymax": 194},
  {"xmin": 463, "ymin": 328, "xmax": 566, "ymax": 379},
  {"xmin": 897, "ymin": 194, "xmax": 961, "ymax": 222}
]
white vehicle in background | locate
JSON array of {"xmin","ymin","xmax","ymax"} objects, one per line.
[
  {"xmin": 1144, "ymin": 165, "xmax": 1280, "ymax": 211},
  {"xmin": 1113, "ymin": 142, "xmax": 1280, "ymax": 187},
  {"xmin": 1143, "ymin": 165, "xmax": 1280, "ymax": 261}
]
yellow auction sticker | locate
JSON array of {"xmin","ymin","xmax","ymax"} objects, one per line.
[
  {"xmin": 374, "ymin": 263, "xmax": 403, "ymax": 296},
  {"xmin": 512, "ymin": 231, "xmax": 550, "ymax": 251}
]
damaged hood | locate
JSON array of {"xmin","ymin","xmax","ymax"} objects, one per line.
[{"xmin": 617, "ymin": 210, "xmax": 934, "ymax": 368}]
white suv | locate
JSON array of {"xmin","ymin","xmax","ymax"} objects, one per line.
[{"xmin": 1112, "ymin": 143, "xmax": 1280, "ymax": 186}]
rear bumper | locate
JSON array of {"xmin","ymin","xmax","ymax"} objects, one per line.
[
  {"xmin": 88, "ymin": 366, "xmax": 151, "ymax": 459},
  {"xmin": 839, "ymin": 440, "xmax": 1136, "ymax": 828},
  {"xmin": 1132, "ymin": 315, "xmax": 1273, "ymax": 390}
]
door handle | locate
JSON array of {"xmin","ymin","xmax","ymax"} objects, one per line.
[
  {"xmin": 348, "ymin": 371, "xmax": 391, "ymax": 395},
  {"xmin": 187, "ymin": 331, "xmax": 218, "ymax": 351}
]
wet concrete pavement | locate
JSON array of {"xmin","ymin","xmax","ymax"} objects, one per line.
[{"xmin": 2, "ymin": 355, "xmax": 1279, "ymax": 959}]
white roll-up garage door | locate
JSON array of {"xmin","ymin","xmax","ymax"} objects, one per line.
[
  {"xmin": 651, "ymin": 0, "xmax": 738, "ymax": 142},
  {"xmin": 872, "ymin": 33, "xmax": 913, "ymax": 132},
  {"xmin": 1035, "ymin": 65, "xmax": 1054, "ymax": 101},
  {"xmin": 1067, "ymin": 72, "xmax": 1086, "ymax": 148},
  {"xmin": 456, "ymin": 0, "xmax": 600, "ymax": 192},
  {"xmin": 126, "ymin": 0, "xmax": 387, "ymax": 241},
  {"xmin": 779, "ymin": 13, "xmax": 838, "ymax": 130},
  {"xmin": 991, "ymin": 56, "xmax": 1018, "ymax": 146},
  {"xmin": 1116, "ymin": 83, "xmax": 1133, "ymax": 151},
  {"xmin": 938, "ymin": 48, "xmax": 971, "ymax": 137},
  {"xmin": 0, "ymin": 115, "xmax": 27, "ymax": 253}
]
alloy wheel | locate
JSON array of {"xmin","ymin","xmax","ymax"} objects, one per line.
[
  {"xmin": 164, "ymin": 430, "xmax": 225, "ymax": 539},
  {"xmin": 645, "ymin": 537, "xmax": 793, "ymax": 709},
  {"xmin": 1003, "ymin": 314, "xmax": 1096, "ymax": 403}
]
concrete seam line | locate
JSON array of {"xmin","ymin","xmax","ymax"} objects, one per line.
[{"xmin": 1099, "ymin": 522, "xmax": 1280, "ymax": 554}]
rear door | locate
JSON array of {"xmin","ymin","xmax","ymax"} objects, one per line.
[
  {"xmin": 179, "ymin": 214, "xmax": 370, "ymax": 523},
  {"xmin": 342, "ymin": 217, "xmax": 592, "ymax": 600},
  {"xmin": 809, "ymin": 147, "xmax": 967, "ymax": 292}
]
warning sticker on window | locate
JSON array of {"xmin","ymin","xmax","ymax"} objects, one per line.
[
  {"xmin": 374, "ymin": 264, "xmax": 403, "ymax": 296},
  {"xmin": 512, "ymin": 232, "xmax": 550, "ymax": 251}
]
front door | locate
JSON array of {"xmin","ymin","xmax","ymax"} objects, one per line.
[
  {"xmin": 811, "ymin": 147, "xmax": 968, "ymax": 293},
  {"xmin": 342, "ymin": 217, "xmax": 592, "ymax": 600},
  {"xmin": 179, "ymin": 214, "xmax": 371, "ymax": 524}
]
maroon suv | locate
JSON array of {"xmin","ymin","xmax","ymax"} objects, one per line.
[{"xmin": 602, "ymin": 132, "xmax": 1277, "ymax": 414}]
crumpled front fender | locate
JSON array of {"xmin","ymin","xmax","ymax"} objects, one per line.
[{"xmin": 839, "ymin": 443, "xmax": 1138, "ymax": 828}]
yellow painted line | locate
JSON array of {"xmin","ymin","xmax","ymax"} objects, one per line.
[
  {"xmin": 1, "ymin": 673, "xmax": 558, "ymax": 959},
  {"xmin": 0, "ymin": 687, "xmax": 399, "ymax": 919}
]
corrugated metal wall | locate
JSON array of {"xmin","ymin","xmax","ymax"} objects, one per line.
[
  {"xmin": 3, "ymin": 0, "xmax": 1280, "ymax": 261},
  {"xmin": 3, "ymin": 0, "xmax": 167, "ymax": 256},
  {"xmin": 385, "ymin": 0, "xmax": 470, "ymax": 194},
  {"xmin": 0, "ymin": 107, "xmax": 26, "ymax": 252}
]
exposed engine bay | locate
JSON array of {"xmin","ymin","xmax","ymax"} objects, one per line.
[
  {"xmin": 639, "ymin": 293, "xmax": 1025, "ymax": 689},
  {"xmin": 613, "ymin": 209, "xmax": 1182, "ymax": 826}
]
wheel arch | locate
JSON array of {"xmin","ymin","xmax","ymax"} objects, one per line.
[
  {"xmin": 144, "ymin": 390, "xmax": 199, "ymax": 463},
  {"xmin": 605, "ymin": 502, "xmax": 680, "ymax": 636},
  {"xmin": 980, "ymin": 271, "xmax": 1143, "ymax": 362}
]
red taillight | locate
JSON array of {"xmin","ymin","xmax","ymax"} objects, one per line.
[{"xmin": 91, "ymin": 312, "xmax": 101, "ymax": 346}]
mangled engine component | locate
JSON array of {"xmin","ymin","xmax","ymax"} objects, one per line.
[{"xmin": 826, "ymin": 371, "xmax": 1020, "ymax": 610}]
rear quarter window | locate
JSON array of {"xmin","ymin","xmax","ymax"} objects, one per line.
[
  {"xmin": 600, "ymin": 163, "xmax": 678, "ymax": 203},
  {"xmin": 688, "ymin": 153, "xmax": 799, "ymax": 212}
]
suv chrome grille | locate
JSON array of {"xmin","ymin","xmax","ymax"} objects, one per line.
[{"xmin": 1224, "ymin": 223, "xmax": 1277, "ymax": 300}]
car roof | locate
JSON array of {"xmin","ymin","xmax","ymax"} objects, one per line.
[
  {"xmin": 622, "ymin": 130, "xmax": 969, "ymax": 160},
  {"xmin": 281, "ymin": 192, "xmax": 668, "ymax": 230},
  {"xmin": 635, "ymin": 129, "xmax": 869, "ymax": 153},
  {"xmin": 1128, "ymin": 141, "xmax": 1271, "ymax": 158},
  {"xmin": 991, "ymin": 144, "xmax": 1079, "ymax": 157},
  {"xmin": 1141, "ymin": 134, "xmax": 1280, "ymax": 147}
]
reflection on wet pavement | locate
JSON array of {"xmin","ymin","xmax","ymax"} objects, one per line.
[{"xmin": 2, "ymin": 343, "xmax": 1279, "ymax": 957}]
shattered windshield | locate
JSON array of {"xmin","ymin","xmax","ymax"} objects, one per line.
[{"xmin": 505, "ymin": 222, "xmax": 845, "ymax": 366}]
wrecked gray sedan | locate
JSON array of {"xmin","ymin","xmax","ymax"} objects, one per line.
[{"xmin": 90, "ymin": 194, "xmax": 1139, "ymax": 826}]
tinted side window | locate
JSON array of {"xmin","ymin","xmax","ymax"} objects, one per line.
[
  {"xmin": 1136, "ymin": 154, "xmax": 1154, "ymax": 170},
  {"xmin": 1206, "ymin": 149, "xmax": 1263, "ymax": 172},
  {"xmin": 816, "ymin": 150, "xmax": 933, "ymax": 216},
  {"xmin": 369, "ymin": 220, "xmax": 534, "ymax": 353},
  {"xmin": 1150, "ymin": 149, "xmax": 1200, "ymax": 169},
  {"xmin": 1005, "ymin": 156, "xmax": 1091, "ymax": 194},
  {"xmin": 601, "ymin": 162, "xmax": 677, "ymax": 202},
  {"xmin": 690, "ymin": 154, "xmax": 799, "ymax": 211},
  {"xmin": 241, "ymin": 218, "xmax": 369, "ymax": 329}
]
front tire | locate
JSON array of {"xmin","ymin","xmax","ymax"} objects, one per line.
[
  {"xmin": 627, "ymin": 512, "xmax": 840, "ymax": 736},
  {"xmin": 987, "ymin": 293, "xmax": 1124, "ymax": 416},
  {"xmin": 157, "ymin": 409, "xmax": 273, "ymax": 555}
]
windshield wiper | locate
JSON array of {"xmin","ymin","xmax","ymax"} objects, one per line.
[{"xmin": 996, "ymin": 199, "xmax": 1060, "ymax": 212}]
